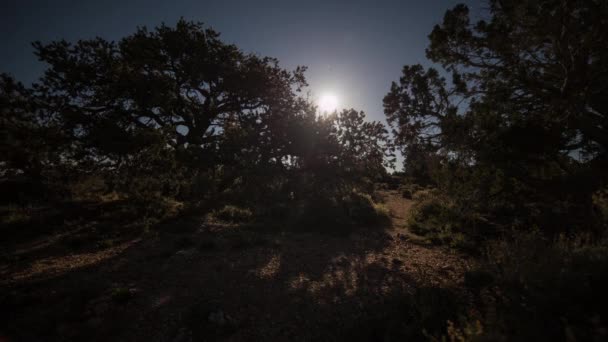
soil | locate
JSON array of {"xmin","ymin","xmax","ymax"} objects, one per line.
[{"xmin": 0, "ymin": 191, "xmax": 470, "ymax": 341}]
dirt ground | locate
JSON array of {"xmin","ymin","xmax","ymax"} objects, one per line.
[{"xmin": 1, "ymin": 191, "xmax": 470, "ymax": 341}]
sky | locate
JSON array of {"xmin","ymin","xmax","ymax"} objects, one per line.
[{"xmin": 1, "ymin": 0, "xmax": 483, "ymax": 167}]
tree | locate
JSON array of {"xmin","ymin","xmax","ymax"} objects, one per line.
[
  {"xmin": 32, "ymin": 19, "xmax": 307, "ymax": 173},
  {"xmin": 3, "ymin": 19, "xmax": 393, "ymax": 216},
  {"xmin": 386, "ymin": 0, "xmax": 608, "ymax": 232},
  {"xmin": 24, "ymin": 19, "xmax": 311, "ymax": 201},
  {"xmin": 334, "ymin": 109, "xmax": 394, "ymax": 182}
]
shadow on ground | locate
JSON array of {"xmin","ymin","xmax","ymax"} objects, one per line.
[{"xmin": 0, "ymin": 192, "xmax": 469, "ymax": 341}]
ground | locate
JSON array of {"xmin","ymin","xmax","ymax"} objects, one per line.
[{"xmin": 1, "ymin": 191, "xmax": 470, "ymax": 341}]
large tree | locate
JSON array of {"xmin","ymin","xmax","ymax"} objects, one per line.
[
  {"xmin": 385, "ymin": 0, "xmax": 608, "ymax": 231},
  {"xmin": 32, "ymin": 19, "xmax": 307, "ymax": 170},
  {"xmin": 3, "ymin": 19, "xmax": 393, "ymax": 207}
]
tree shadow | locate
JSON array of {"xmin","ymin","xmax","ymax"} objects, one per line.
[{"xmin": 1, "ymin": 207, "xmax": 468, "ymax": 341}]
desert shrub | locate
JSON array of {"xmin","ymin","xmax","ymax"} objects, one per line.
[
  {"xmin": 406, "ymin": 189, "xmax": 486, "ymax": 251},
  {"xmin": 254, "ymin": 202, "xmax": 292, "ymax": 223},
  {"xmin": 593, "ymin": 188, "xmax": 608, "ymax": 230},
  {"xmin": 399, "ymin": 183, "xmax": 424, "ymax": 199},
  {"xmin": 0, "ymin": 205, "xmax": 31, "ymax": 226},
  {"xmin": 350, "ymin": 286, "xmax": 467, "ymax": 341},
  {"xmin": 341, "ymin": 191, "xmax": 391, "ymax": 226},
  {"xmin": 294, "ymin": 190, "xmax": 391, "ymax": 231},
  {"xmin": 439, "ymin": 232, "xmax": 608, "ymax": 341},
  {"xmin": 296, "ymin": 195, "xmax": 343, "ymax": 227},
  {"xmin": 69, "ymin": 176, "xmax": 109, "ymax": 202},
  {"xmin": 110, "ymin": 287, "xmax": 133, "ymax": 305},
  {"xmin": 373, "ymin": 202, "xmax": 391, "ymax": 220},
  {"xmin": 371, "ymin": 190, "xmax": 387, "ymax": 203},
  {"xmin": 408, "ymin": 190, "xmax": 457, "ymax": 239},
  {"xmin": 382, "ymin": 232, "xmax": 608, "ymax": 341},
  {"xmin": 211, "ymin": 205, "xmax": 253, "ymax": 224},
  {"xmin": 345, "ymin": 192, "xmax": 379, "ymax": 224}
]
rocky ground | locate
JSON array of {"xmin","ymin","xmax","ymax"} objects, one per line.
[{"xmin": 1, "ymin": 191, "xmax": 470, "ymax": 341}]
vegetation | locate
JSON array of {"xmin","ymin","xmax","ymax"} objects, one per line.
[
  {"xmin": 383, "ymin": 0, "xmax": 608, "ymax": 340},
  {"xmin": 1, "ymin": 1, "xmax": 607, "ymax": 341}
]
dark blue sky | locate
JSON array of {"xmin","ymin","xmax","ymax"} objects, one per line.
[{"xmin": 1, "ymin": 0, "xmax": 482, "ymax": 150}]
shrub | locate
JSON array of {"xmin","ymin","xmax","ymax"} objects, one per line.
[
  {"xmin": 0, "ymin": 205, "xmax": 31, "ymax": 226},
  {"xmin": 443, "ymin": 232, "xmax": 608, "ymax": 341},
  {"xmin": 373, "ymin": 202, "xmax": 391, "ymax": 220},
  {"xmin": 406, "ymin": 189, "xmax": 484, "ymax": 251},
  {"xmin": 110, "ymin": 287, "xmax": 133, "ymax": 304},
  {"xmin": 212, "ymin": 205, "xmax": 253, "ymax": 223},
  {"xmin": 343, "ymin": 191, "xmax": 391, "ymax": 226},
  {"xmin": 293, "ymin": 190, "xmax": 391, "ymax": 231},
  {"xmin": 593, "ymin": 188, "xmax": 608, "ymax": 230},
  {"xmin": 407, "ymin": 190, "xmax": 455, "ymax": 237}
]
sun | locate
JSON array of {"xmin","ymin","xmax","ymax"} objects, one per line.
[{"xmin": 318, "ymin": 93, "xmax": 339, "ymax": 113}]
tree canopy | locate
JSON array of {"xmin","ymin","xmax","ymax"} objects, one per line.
[
  {"xmin": 385, "ymin": 0, "xmax": 608, "ymax": 232},
  {"xmin": 1, "ymin": 19, "xmax": 392, "ymax": 212}
]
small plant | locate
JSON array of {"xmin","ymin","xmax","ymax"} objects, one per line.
[
  {"xmin": 212, "ymin": 205, "xmax": 253, "ymax": 223},
  {"xmin": 373, "ymin": 202, "xmax": 391, "ymax": 219},
  {"xmin": 345, "ymin": 191, "xmax": 391, "ymax": 225},
  {"xmin": 110, "ymin": 287, "xmax": 133, "ymax": 304},
  {"xmin": 407, "ymin": 189, "xmax": 454, "ymax": 236},
  {"xmin": 1, "ymin": 205, "xmax": 31, "ymax": 226},
  {"xmin": 399, "ymin": 183, "xmax": 423, "ymax": 199}
]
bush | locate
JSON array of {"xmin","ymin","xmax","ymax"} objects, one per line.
[
  {"xmin": 0, "ymin": 205, "xmax": 31, "ymax": 226},
  {"xmin": 443, "ymin": 232, "xmax": 608, "ymax": 341},
  {"xmin": 399, "ymin": 183, "xmax": 424, "ymax": 199},
  {"xmin": 211, "ymin": 205, "xmax": 253, "ymax": 223},
  {"xmin": 110, "ymin": 287, "xmax": 133, "ymax": 304},
  {"xmin": 294, "ymin": 190, "xmax": 391, "ymax": 231},
  {"xmin": 406, "ymin": 189, "xmax": 484, "ymax": 251},
  {"xmin": 382, "ymin": 232, "xmax": 608, "ymax": 341},
  {"xmin": 407, "ymin": 190, "xmax": 456, "ymax": 238},
  {"xmin": 342, "ymin": 191, "xmax": 391, "ymax": 226}
]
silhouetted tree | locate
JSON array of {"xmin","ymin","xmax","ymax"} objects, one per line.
[
  {"xmin": 0, "ymin": 74, "xmax": 68, "ymax": 202},
  {"xmin": 386, "ymin": 0, "xmax": 608, "ymax": 232},
  {"xmin": 25, "ymin": 19, "xmax": 309, "ymax": 200},
  {"xmin": 2, "ymin": 19, "xmax": 392, "ymax": 219},
  {"xmin": 32, "ymin": 19, "xmax": 305, "ymax": 167}
]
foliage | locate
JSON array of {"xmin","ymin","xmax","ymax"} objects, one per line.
[
  {"xmin": 385, "ymin": 0, "xmax": 608, "ymax": 235},
  {"xmin": 292, "ymin": 189, "xmax": 390, "ymax": 231},
  {"xmin": 110, "ymin": 287, "xmax": 134, "ymax": 305},
  {"xmin": 0, "ymin": 20, "xmax": 392, "ymax": 226},
  {"xmin": 406, "ymin": 189, "xmax": 475, "ymax": 250},
  {"xmin": 211, "ymin": 205, "xmax": 253, "ymax": 224},
  {"xmin": 444, "ymin": 232, "xmax": 608, "ymax": 341}
]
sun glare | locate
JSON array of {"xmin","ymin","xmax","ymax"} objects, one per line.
[{"xmin": 318, "ymin": 93, "xmax": 339, "ymax": 113}]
